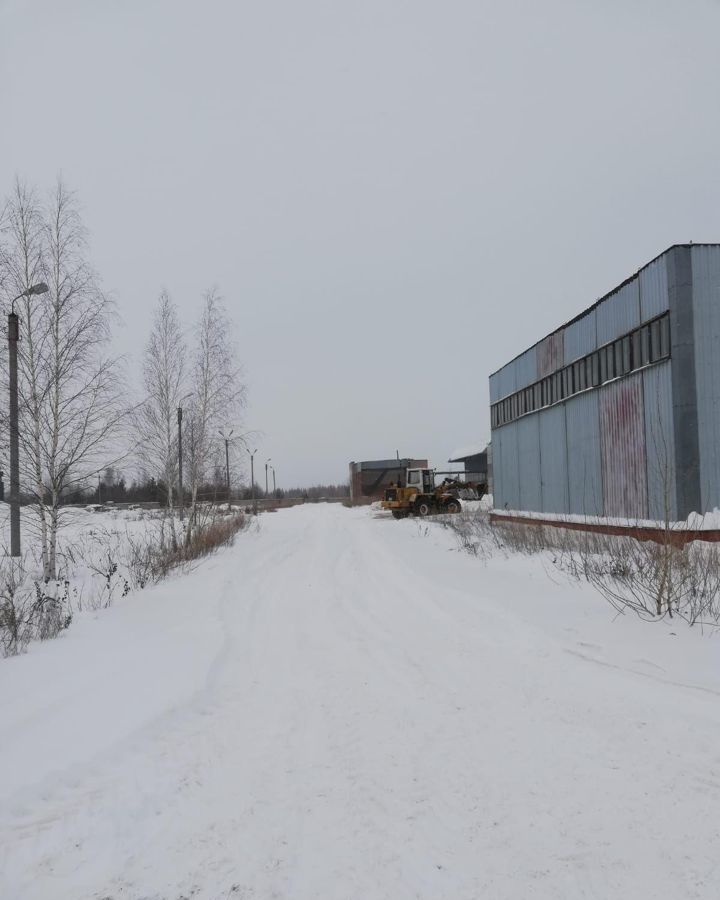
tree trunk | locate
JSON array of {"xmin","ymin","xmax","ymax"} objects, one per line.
[{"xmin": 48, "ymin": 500, "xmax": 59, "ymax": 582}]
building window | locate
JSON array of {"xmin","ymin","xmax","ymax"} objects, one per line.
[
  {"xmin": 553, "ymin": 371, "xmax": 562, "ymax": 402},
  {"xmin": 608, "ymin": 344, "xmax": 617, "ymax": 380},
  {"xmin": 490, "ymin": 311, "xmax": 670, "ymax": 429},
  {"xmin": 622, "ymin": 336, "xmax": 631, "ymax": 374},
  {"xmin": 659, "ymin": 315, "xmax": 670, "ymax": 358},
  {"xmin": 640, "ymin": 325, "xmax": 651, "ymax": 366},
  {"xmin": 631, "ymin": 330, "xmax": 641, "ymax": 370}
]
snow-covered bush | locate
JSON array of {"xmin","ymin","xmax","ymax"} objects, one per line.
[
  {"xmin": 566, "ymin": 534, "xmax": 720, "ymax": 625},
  {"xmin": 0, "ymin": 507, "xmax": 251, "ymax": 657},
  {"xmin": 0, "ymin": 559, "xmax": 72, "ymax": 656}
]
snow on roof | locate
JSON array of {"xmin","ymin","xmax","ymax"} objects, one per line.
[{"xmin": 448, "ymin": 443, "xmax": 487, "ymax": 462}]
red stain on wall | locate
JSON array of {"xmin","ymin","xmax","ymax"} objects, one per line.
[
  {"xmin": 537, "ymin": 332, "xmax": 564, "ymax": 379},
  {"xmin": 599, "ymin": 375, "xmax": 648, "ymax": 519}
]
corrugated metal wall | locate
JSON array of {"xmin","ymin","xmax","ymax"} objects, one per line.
[
  {"xmin": 490, "ymin": 347, "xmax": 537, "ymax": 403},
  {"xmin": 513, "ymin": 347, "xmax": 537, "ymax": 393},
  {"xmin": 640, "ymin": 255, "xmax": 669, "ymax": 320},
  {"xmin": 492, "ymin": 422, "xmax": 520, "ymax": 510},
  {"xmin": 596, "ymin": 280, "xmax": 640, "ymax": 345},
  {"xmin": 516, "ymin": 414, "xmax": 542, "ymax": 511},
  {"xmin": 537, "ymin": 332, "xmax": 564, "ymax": 379},
  {"xmin": 489, "ymin": 247, "xmax": 688, "ymax": 520},
  {"xmin": 538, "ymin": 404, "xmax": 569, "ymax": 513},
  {"xmin": 491, "ymin": 426, "xmax": 503, "ymax": 503},
  {"xmin": 565, "ymin": 391, "xmax": 604, "ymax": 517},
  {"xmin": 490, "ymin": 362, "xmax": 516, "ymax": 403},
  {"xmin": 563, "ymin": 309, "xmax": 597, "ymax": 364},
  {"xmin": 599, "ymin": 374, "xmax": 648, "ymax": 519},
  {"xmin": 691, "ymin": 245, "xmax": 720, "ymax": 512},
  {"xmin": 643, "ymin": 361, "xmax": 676, "ymax": 521}
]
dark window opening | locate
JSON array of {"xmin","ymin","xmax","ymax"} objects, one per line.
[{"xmin": 491, "ymin": 312, "xmax": 671, "ymax": 429}]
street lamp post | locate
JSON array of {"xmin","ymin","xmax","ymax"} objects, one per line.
[
  {"xmin": 177, "ymin": 406, "xmax": 184, "ymax": 521},
  {"xmin": 271, "ymin": 465, "xmax": 276, "ymax": 496},
  {"xmin": 225, "ymin": 438, "xmax": 231, "ymax": 511},
  {"xmin": 219, "ymin": 429, "xmax": 234, "ymax": 512},
  {"xmin": 247, "ymin": 448, "xmax": 258, "ymax": 514},
  {"xmin": 265, "ymin": 458, "xmax": 271, "ymax": 498},
  {"xmin": 8, "ymin": 282, "xmax": 49, "ymax": 557}
]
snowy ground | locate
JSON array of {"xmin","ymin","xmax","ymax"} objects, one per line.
[{"xmin": 1, "ymin": 503, "xmax": 720, "ymax": 899}]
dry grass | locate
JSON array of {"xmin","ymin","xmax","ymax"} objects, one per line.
[
  {"xmin": 0, "ymin": 509, "xmax": 250, "ymax": 657},
  {"xmin": 438, "ymin": 511, "xmax": 720, "ymax": 627}
]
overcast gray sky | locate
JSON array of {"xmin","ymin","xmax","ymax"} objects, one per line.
[{"xmin": 2, "ymin": 0, "xmax": 720, "ymax": 486}]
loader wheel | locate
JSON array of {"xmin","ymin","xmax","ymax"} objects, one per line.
[
  {"xmin": 444, "ymin": 499, "xmax": 461, "ymax": 514},
  {"xmin": 392, "ymin": 510, "xmax": 409, "ymax": 520},
  {"xmin": 415, "ymin": 499, "xmax": 432, "ymax": 517}
]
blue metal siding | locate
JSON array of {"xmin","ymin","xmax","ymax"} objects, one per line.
[
  {"xmin": 565, "ymin": 391, "xmax": 604, "ymax": 516},
  {"xmin": 493, "ymin": 362, "xmax": 517, "ymax": 402},
  {"xmin": 513, "ymin": 347, "xmax": 537, "ymax": 393},
  {"xmin": 492, "ymin": 422, "xmax": 520, "ymax": 510},
  {"xmin": 599, "ymin": 374, "xmax": 648, "ymax": 520},
  {"xmin": 596, "ymin": 280, "xmax": 641, "ymax": 346},
  {"xmin": 691, "ymin": 245, "xmax": 720, "ymax": 512},
  {"xmin": 516, "ymin": 414, "xmax": 542, "ymax": 511},
  {"xmin": 639, "ymin": 255, "xmax": 669, "ymax": 321},
  {"xmin": 489, "ymin": 372, "xmax": 501, "ymax": 404},
  {"xmin": 642, "ymin": 361, "xmax": 676, "ymax": 521},
  {"xmin": 537, "ymin": 331, "xmax": 564, "ymax": 379},
  {"xmin": 538, "ymin": 404, "xmax": 569, "ymax": 513},
  {"xmin": 490, "ymin": 426, "xmax": 503, "ymax": 503},
  {"xmin": 563, "ymin": 310, "xmax": 597, "ymax": 364}
]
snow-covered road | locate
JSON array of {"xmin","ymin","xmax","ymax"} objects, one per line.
[{"xmin": 2, "ymin": 504, "xmax": 720, "ymax": 899}]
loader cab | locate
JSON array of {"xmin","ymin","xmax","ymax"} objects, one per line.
[{"xmin": 406, "ymin": 468, "xmax": 434, "ymax": 494}]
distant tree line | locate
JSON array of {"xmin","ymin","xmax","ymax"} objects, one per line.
[
  {"xmin": 52, "ymin": 469, "xmax": 350, "ymax": 506},
  {"xmin": 269, "ymin": 483, "xmax": 350, "ymax": 500}
]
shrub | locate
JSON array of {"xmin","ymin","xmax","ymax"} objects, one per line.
[
  {"xmin": 0, "ymin": 508, "xmax": 249, "ymax": 657},
  {"xmin": 438, "ymin": 510, "xmax": 720, "ymax": 627},
  {"xmin": 0, "ymin": 561, "xmax": 73, "ymax": 656}
]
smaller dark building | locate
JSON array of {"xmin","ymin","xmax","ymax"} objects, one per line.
[
  {"xmin": 349, "ymin": 458, "xmax": 428, "ymax": 503},
  {"xmin": 448, "ymin": 443, "xmax": 491, "ymax": 494}
]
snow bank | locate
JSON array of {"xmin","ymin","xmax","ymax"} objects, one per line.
[{"xmin": 493, "ymin": 505, "xmax": 720, "ymax": 531}]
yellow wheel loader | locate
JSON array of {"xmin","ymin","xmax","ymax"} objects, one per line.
[{"xmin": 381, "ymin": 468, "xmax": 476, "ymax": 519}]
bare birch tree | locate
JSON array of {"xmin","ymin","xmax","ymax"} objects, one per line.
[
  {"xmin": 134, "ymin": 290, "xmax": 186, "ymax": 511},
  {"xmin": 1, "ymin": 180, "xmax": 51, "ymax": 573},
  {"xmin": 184, "ymin": 288, "xmax": 246, "ymax": 541},
  {"xmin": 40, "ymin": 180, "xmax": 126, "ymax": 579},
  {"xmin": 1, "ymin": 178, "xmax": 126, "ymax": 580}
]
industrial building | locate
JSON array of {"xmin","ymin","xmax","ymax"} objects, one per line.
[
  {"xmin": 489, "ymin": 244, "xmax": 720, "ymax": 522},
  {"xmin": 448, "ymin": 443, "xmax": 491, "ymax": 494},
  {"xmin": 349, "ymin": 457, "xmax": 428, "ymax": 503}
]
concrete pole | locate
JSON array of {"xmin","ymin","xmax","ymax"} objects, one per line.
[
  {"xmin": 8, "ymin": 312, "xmax": 20, "ymax": 557},
  {"xmin": 265, "ymin": 462, "xmax": 269, "ymax": 496},
  {"xmin": 272, "ymin": 467, "xmax": 276, "ymax": 494},
  {"xmin": 225, "ymin": 437, "xmax": 231, "ymax": 511},
  {"xmin": 250, "ymin": 453, "xmax": 256, "ymax": 514},
  {"xmin": 177, "ymin": 406, "xmax": 184, "ymax": 521}
]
